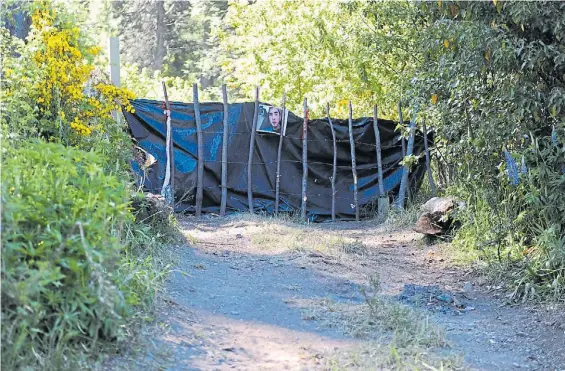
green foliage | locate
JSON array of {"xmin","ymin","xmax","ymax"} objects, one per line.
[
  {"xmin": 408, "ymin": 1, "xmax": 565, "ymax": 299},
  {"xmin": 1, "ymin": 141, "xmax": 176, "ymax": 370},
  {"xmin": 1, "ymin": 3, "xmax": 180, "ymax": 369},
  {"xmin": 1, "ymin": 141, "xmax": 128, "ymax": 368},
  {"xmin": 121, "ymin": 62, "xmax": 223, "ymax": 103},
  {"xmin": 218, "ymin": 0, "xmax": 422, "ymax": 118}
]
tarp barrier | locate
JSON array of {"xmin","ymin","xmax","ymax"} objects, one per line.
[{"xmin": 124, "ymin": 99, "xmax": 429, "ymax": 221}]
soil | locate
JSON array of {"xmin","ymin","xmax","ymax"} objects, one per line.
[{"xmin": 107, "ymin": 215, "xmax": 565, "ymax": 371}]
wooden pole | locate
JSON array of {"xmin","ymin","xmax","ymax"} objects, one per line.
[
  {"xmin": 220, "ymin": 84, "xmax": 229, "ymax": 216},
  {"xmin": 348, "ymin": 101, "xmax": 359, "ymax": 221},
  {"xmin": 373, "ymin": 105, "xmax": 388, "ymax": 219},
  {"xmin": 161, "ymin": 82, "xmax": 174, "ymax": 206},
  {"xmin": 193, "ymin": 83, "xmax": 204, "ymax": 217},
  {"xmin": 401, "ymin": 124, "xmax": 410, "ymax": 202},
  {"xmin": 108, "ymin": 37, "xmax": 121, "ymax": 124},
  {"xmin": 401, "ymin": 136, "xmax": 406, "ymax": 158},
  {"xmin": 326, "ymin": 103, "xmax": 337, "ymax": 222},
  {"xmin": 404, "ymin": 135, "xmax": 412, "ymax": 203},
  {"xmin": 422, "ymin": 120, "xmax": 437, "ymax": 197},
  {"xmin": 247, "ymin": 87, "xmax": 260, "ymax": 214},
  {"xmin": 275, "ymin": 91, "xmax": 286, "ymax": 215},
  {"xmin": 108, "ymin": 37, "xmax": 120, "ymax": 88},
  {"xmin": 397, "ymin": 103, "xmax": 416, "ymax": 210},
  {"xmin": 396, "ymin": 102, "xmax": 406, "ymax": 209},
  {"xmin": 301, "ymin": 98, "xmax": 308, "ymax": 220}
]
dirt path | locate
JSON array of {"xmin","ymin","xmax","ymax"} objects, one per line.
[{"xmin": 110, "ymin": 215, "xmax": 565, "ymax": 370}]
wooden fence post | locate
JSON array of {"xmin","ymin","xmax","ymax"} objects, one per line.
[
  {"xmin": 326, "ymin": 103, "xmax": 337, "ymax": 222},
  {"xmin": 193, "ymin": 83, "xmax": 204, "ymax": 217},
  {"xmin": 161, "ymin": 82, "xmax": 174, "ymax": 206},
  {"xmin": 275, "ymin": 91, "xmax": 286, "ymax": 215},
  {"xmin": 400, "ymin": 121, "xmax": 412, "ymax": 202},
  {"xmin": 108, "ymin": 37, "xmax": 120, "ymax": 88},
  {"xmin": 396, "ymin": 102, "xmax": 405, "ymax": 209},
  {"xmin": 108, "ymin": 37, "xmax": 121, "ymax": 124},
  {"xmin": 220, "ymin": 84, "xmax": 229, "ymax": 216},
  {"xmin": 247, "ymin": 87, "xmax": 260, "ymax": 214},
  {"xmin": 397, "ymin": 104, "xmax": 417, "ymax": 210},
  {"xmin": 348, "ymin": 101, "xmax": 359, "ymax": 221},
  {"xmin": 301, "ymin": 98, "xmax": 308, "ymax": 220},
  {"xmin": 422, "ymin": 120, "xmax": 437, "ymax": 197},
  {"xmin": 373, "ymin": 105, "xmax": 388, "ymax": 219}
]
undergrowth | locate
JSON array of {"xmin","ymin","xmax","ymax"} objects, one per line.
[
  {"xmin": 449, "ymin": 135, "xmax": 565, "ymax": 302},
  {"xmin": 1, "ymin": 141, "xmax": 179, "ymax": 370}
]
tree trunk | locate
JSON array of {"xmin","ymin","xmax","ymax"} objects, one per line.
[{"xmin": 153, "ymin": 1, "xmax": 166, "ymax": 71}]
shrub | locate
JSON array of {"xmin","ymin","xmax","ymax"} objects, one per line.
[
  {"xmin": 0, "ymin": 2, "xmax": 135, "ymax": 148},
  {"xmin": 452, "ymin": 133, "xmax": 565, "ymax": 300},
  {"xmin": 1, "ymin": 141, "xmax": 136, "ymax": 369}
]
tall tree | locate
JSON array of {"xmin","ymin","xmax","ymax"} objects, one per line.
[{"xmin": 107, "ymin": 0, "xmax": 227, "ymax": 82}]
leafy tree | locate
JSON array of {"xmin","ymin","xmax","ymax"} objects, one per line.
[{"xmin": 218, "ymin": 0, "xmax": 423, "ymax": 118}]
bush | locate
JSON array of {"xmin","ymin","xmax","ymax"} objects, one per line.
[
  {"xmin": 1, "ymin": 141, "xmax": 139, "ymax": 369},
  {"xmin": 452, "ymin": 133, "xmax": 565, "ymax": 301}
]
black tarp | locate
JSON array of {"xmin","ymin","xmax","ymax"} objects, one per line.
[{"xmin": 124, "ymin": 99, "xmax": 429, "ymax": 221}]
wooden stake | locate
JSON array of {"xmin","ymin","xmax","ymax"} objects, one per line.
[
  {"xmin": 403, "ymin": 135, "xmax": 412, "ymax": 203},
  {"xmin": 161, "ymin": 82, "xmax": 174, "ymax": 206},
  {"xmin": 401, "ymin": 125, "xmax": 411, "ymax": 202},
  {"xmin": 247, "ymin": 87, "xmax": 260, "ymax": 214},
  {"xmin": 220, "ymin": 84, "xmax": 229, "ymax": 216},
  {"xmin": 326, "ymin": 103, "xmax": 337, "ymax": 222},
  {"xmin": 275, "ymin": 91, "xmax": 286, "ymax": 215},
  {"xmin": 422, "ymin": 120, "xmax": 437, "ymax": 196},
  {"xmin": 397, "ymin": 103, "xmax": 416, "ymax": 210},
  {"xmin": 301, "ymin": 98, "xmax": 308, "ymax": 220},
  {"xmin": 373, "ymin": 105, "xmax": 388, "ymax": 219},
  {"xmin": 193, "ymin": 83, "xmax": 204, "ymax": 217},
  {"xmin": 348, "ymin": 101, "xmax": 359, "ymax": 221}
]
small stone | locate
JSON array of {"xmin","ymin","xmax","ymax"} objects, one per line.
[{"xmin": 463, "ymin": 282, "xmax": 473, "ymax": 293}]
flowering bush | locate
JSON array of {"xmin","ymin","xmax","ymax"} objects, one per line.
[{"xmin": 1, "ymin": 1, "xmax": 135, "ymax": 147}]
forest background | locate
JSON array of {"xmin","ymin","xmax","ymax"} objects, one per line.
[{"xmin": 1, "ymin": 0, "xmax": 564, "ymax": 369}]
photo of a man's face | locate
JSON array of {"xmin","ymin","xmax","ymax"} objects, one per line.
[
  {"xmin": 268, "ymin": 107, "xmax": 281, "ymax": 132},
  {"xmin": 257, "ymin": 104, "xmax": 287, "ymax": 135}
]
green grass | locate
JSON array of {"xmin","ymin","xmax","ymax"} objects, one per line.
[{"xmin": 293, "ymin": 275, "xmax": 464, "ymax": 370}]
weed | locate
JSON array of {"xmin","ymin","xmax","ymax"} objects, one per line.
[{"xmin": 293, "ymin": 273, "xmax": 462, "ymax": 370}]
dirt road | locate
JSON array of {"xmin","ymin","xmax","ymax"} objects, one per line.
[{"xmin": 110, "ymin": 215, "xmax": 565, "ymax": 370}]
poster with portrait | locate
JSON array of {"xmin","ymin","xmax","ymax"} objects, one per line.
[{"xmin": 256, "ymin": 104, "xmax": 288, "ymax": 136}]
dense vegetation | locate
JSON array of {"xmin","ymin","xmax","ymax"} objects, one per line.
[
  {"xmin": 1, "ymin": 1, "xmax": 177, "ymax": 369},
  {"xmin": 1, "ymin": 0, "xmax": 563, "ymax": 368}
]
